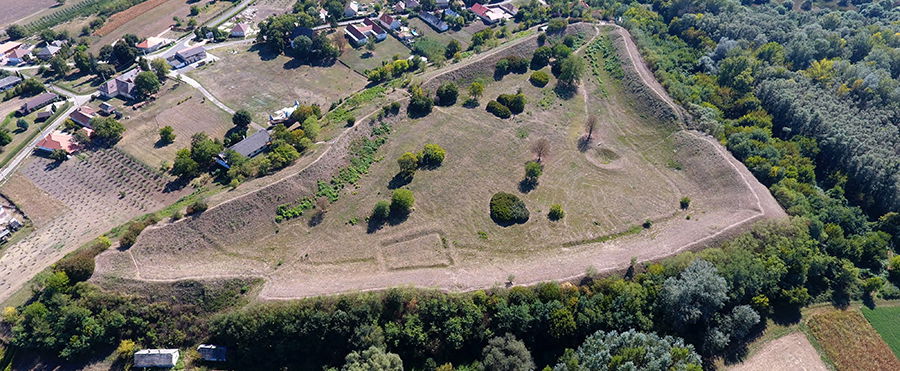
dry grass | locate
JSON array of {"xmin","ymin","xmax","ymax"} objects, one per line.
[
  {"xmin": 0, "ymin": 173, "xmax": 66, "ymax": 227},
  {"xmin": 0, "ymin": 0, "xmax": 56, "ymax": 28},
  {"xmin": 187, "ymin": 44, "xmax": 369, "ymax": 123},
  {"xmin": 337, "ymin": 31, "xmax": 412, "ymax": 74},
  {"xmin": 94, "ymin": 0, "xmax": 171, "ymax": 36},
  {"xmin": 806, "ymin": 308, "xmax": 900, "ymax": 371},
  {"xmin": 727, "ymin": 332, "xmax": 828, "ymax": 371},
  {"xmin": 90, "ymin": 0, "xmax": 230, "ymax": 52},
  {"xmin": 116, "ymin": 81, "xmax": 234, "ymax": 168}
]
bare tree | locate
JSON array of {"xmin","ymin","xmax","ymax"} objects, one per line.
[
  {"xmin": 530, "ymin": 138, "xmax": 550, "ymax": 162},
  {"xmin": 585, "ymin": 115, "xmax": 597, "ymax": 141},
  {"xmin": 334, "ymin": 34, "xmax": 347, "ymax": 54}
]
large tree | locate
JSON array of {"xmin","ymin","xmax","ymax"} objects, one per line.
[
  {"xmin": 659, "ymin": 259, "xmax": 728, "ymax": 332},
  {"xmin": 89, "ymin": 117, "xmax": 125, "ymax": 145},
  {"xmin": 553, "ymin": 329, "xmax": 702, "ymax": 371},
  {"xmin": 341, "ymin": 346, "xmax": 402, "ymax": 371},
  {"xmin": 133, "ymin": 71, "xmax": 161, "ymax": 100},
  {"xmin": 482, "ymin": 333, "xmax": 534, "ymax": 371}
]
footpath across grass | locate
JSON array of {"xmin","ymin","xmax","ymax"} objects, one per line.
[{"xmin": 861, "ymin": 305, "xmax": 900, "ymax": 358}]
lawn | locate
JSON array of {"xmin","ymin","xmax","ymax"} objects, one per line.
[
  {"xmin": 0, "ymin": 101, "xmax": 69, "ymax": 169},
  {"xmin": 407, "ymin": 17, "xmax": 486, "ymax": 52},
  {"xmin": 338, "ymin": 32, "xmax": 411, "ymax": 74},
  {"xmin": 806, "ymin": 308, "xmax": 900, "ymax": 370},
  {"xmin": 187, "ymin": 44, "xmax": 368, "ymax": 123},
  {"xmin": 115, "ymin": 81, "xmax": 234, "ymax": 169},
  {"xmin": 861, "ymin": 305, "xmax": 900, "ymax": 359}
]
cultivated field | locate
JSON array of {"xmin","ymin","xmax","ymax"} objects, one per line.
[
  {"xmin": 0, "ymin": 0, "xmax": 56, "ymax": 29},
  {"xmin": 246, "ymin": 0, "xmax": 295, "ymax": 23},
  {"xmin": 0, "ymin": 148, "xmax": 190, "ymax": 303},
  {"xmin": 94, "ymin": 24, "xmax": 784, "ymax": 300},
  {"xmin": 806, "ymin": 308, "xmax": 900, "ymax": 370},
  {"xmin": 861, "ymin": 304, "xmax": 900, "ymax": 358},
  {"xmin": 187, "ymin": 44, "xmax": 369, "ymax": 123},
  {"xmin": 90, "ymin": 0, "xmax": 231, "ymax": 52},
  {"xmin": 728, "ymin": 332, "xmax": 828, "ymax": 371},
  {"xmin": 116, "ymin": 82, "xmax": 234, "ymax": 168}
]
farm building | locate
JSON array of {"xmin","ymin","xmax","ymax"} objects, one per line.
[
  {"xmin": 0, "ymin": 76, "xmax": 22, "ymax": 92},
  {"xmin": 345, "ymin": 20, "xmax": 387, "ymax": 47},
  {"xmin": 18, "ymin": 92, "xmax": 58, "ymax": 115},
  {"xmin": 344, "ymin": 1, "xmax": 360, "ymax": 17},
  {"xmin": 197, "ymin": 345, "xmax": 227, "ymax": 362},
  {"xmin": 69, "ymin": 106, "xmax": 97, "ymax": 127},
  {"xmin": 174, "ymin": 45, "xmax": 207, "ymax": 67},
  {"xmin": 216, "ymin": 130, "xmax": 272, "ymax": 168},
  {"xmin": 36, "ymin": 130, "xmax": 80, "ymax": 154},
  {"xmin": 470, "ymin": 3, "xmax": 506, "ymax": 24},
  {"xmin": 134, "ymin": 349, "xmax": 180, "ymax": 368},
  {"xmin": 379, "ymin": 13, "xmax": 401, "ymax": 30},
  {"xmin": 34, "ymin": 45, "xmax": 61, "ymax": 60},
  {"xmin": 35, "ymin": 111, "xmax": 52, "ymax": 121},
  {"xmin": 136, "ymin": 37, "xmax": 170, "ymax": 54},
  {"xmin": 6, "ymin": 48, "xmax": 31, "ymax": 65},
  {"xmin": 99, "ymin": 68, "xmax": 141, "ymax": 99},
  {"xmin": 231, "ymin": 23, "xmax": 251, "ymax": 38},
  {"xmin": 419, "ymin": 11, "xmax": 449, "ymax": 32},
  {"xmin": 99, "ymin": 102, "xmax": 116, "ymax": 115}
]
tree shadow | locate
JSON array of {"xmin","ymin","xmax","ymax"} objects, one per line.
[
  {"xmin": 577, "ymin": 135, "xmax": 591, "ymax": 152},
  {"xmin": 154, "ymin": 139, "xmax": 172, "ymax": 148},
  {"xmin": 43, "ymin": 160, "xmax": 62, "ymax": 171},
  {"xmin": 518, "ymin": 178, "xmax": 537, "ymax": 193},
  {"xmin": 387, "ymin": 210, "xmax": 410, "ymax": 226},
  {"xmin": 308, "ymin": 211, "xmax": 325, "ymax": 227},
  {"xmin": 554, "ymin": 83, "xmax": 577, "ymax": 100},
  {"xmin": 862, "ymin": 294, "xmax": 876, "ymax": 309},
  {"xmin": 387, "ymin": 173, "xmax": 412, "ymax": 189},
  {"xmin": 164, "ymin": 177, "xmax": 191, "ymax": 193},
  {"xmin": 250, "ymin": 44, "xmax": 280, "ymax": 62},
  {"xmin": 463, "ymin": 98, "xmax": 480, "ymax": 109},
  {"xmin": 770, "ymin": 304, "xmax": 802, "ymax": 325}
]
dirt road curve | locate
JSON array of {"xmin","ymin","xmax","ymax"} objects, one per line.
[{"xmin": 728, "ymin": 332, "xmax": 828, "ymax": 371}]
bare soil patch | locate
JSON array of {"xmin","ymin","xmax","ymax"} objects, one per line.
[
  {"xmin": 0, "ymin": 0, "xmax": 56, "ymax": 28},
  {"xmin": 0, "ymin": 173, "xmax": 66, "ymax": 227},
  {"xmin": 94, "ymin": 24, "xmax": 784, "ymax": 300},
  {"xmin": 728, "ymin": 332, "xmax": 828, "ymax": 371},
  {"xmin": 94, "ymin": 0, "xmax": 170, "ymax": 36},
  {"xmin": 90, "ymin": 0, "xmax": 230, "ymax": 52}
]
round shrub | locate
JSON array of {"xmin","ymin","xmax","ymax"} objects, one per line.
[
  {"xmin": 372, "ymin": 200, "xmax": 390, "ymax": 220},
  {"xmin": 548, "ymin": 204, "xmax": 564, "ymax": 221},
  {"xmin": 524, "ymin": 161, "xmax": 542, "ymax": 179},
  {"xmin": 487, "ymin": 100, "xmax": 511, "ymax": 119},
  {"xmin": 435, "ymin": 82, "xmax": 458, "ymax": 106},
  {"xmin": 497, "ymin": 93, "xmax": 526, "ymax": 114},
  {"xmin": 391, "ymin": 189, "xmax": 415, "ymax": 215},
  {"xmin": 420, "ymin": 144, "xmax": 446, "ymax": 167},
  {"xmin": 187, "ymin": 199, "xmax": 208, "ymax": 215},
  {"xmin": 490, "ymin": 192, "xmax": 529, "ymax": 225},
  {"xmin": 530, "ymin": 71, "xmax": 550, "ymax": 87}
]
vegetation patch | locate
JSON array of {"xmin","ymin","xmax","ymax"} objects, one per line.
[
  {"xmin": 861, "ymin": 305, "xmax": 900, "ymax": 358},
  {"xmin": 806, "ymin": 309, "xmax": 900, "ymax": 371}
]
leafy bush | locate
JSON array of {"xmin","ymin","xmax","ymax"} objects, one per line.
[
  {"xmin": 486, "ymin": 100, "xmax": 511, "ymax": 119},
  {"xmin": 525, "ymin": 161, "xmax": 542, "ymax": 180},
  {"xmin": 548, "ymin": 204, "xmax": 564, "ymax": 221},
  {"xmin": 497, "ymin": 93, "xmax": 526, "ymax": 114},
  {"xmin": 435, "ymin": 82, "xmax": 458, "ymax": 106},
  {"xmin": 490, "ymin": 192, "xmax": 529, "ymax": 225},
  {"xmin": 187, "ymin": 200, "xmax": 209, "ymax": 215},
  {"xmin": 419, "ymin": 144, "xmax": 446, "ymax": 167},
  {"xmin": 372, "ymin": 200, "xmax": 391, "ymax": 221},
  {"xmin": 390, "ymin": 189, "xmax": 414, "ymax": 216},
  {"xmin": 397, "ymin": 152, "xmax": 419, "ymax": 176},
  {"xmin": 680, "ymin": 197, "xmax": 691, "ymax": 210},
  {"xmin": 530, "ymin": 71, "xmax": 550, "ymax": 87},
  {"xmin": 407, "ymin": 86, "xmax": 433, "ymax": 117}
]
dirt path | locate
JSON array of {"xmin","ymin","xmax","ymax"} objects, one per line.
[
  {"xmin": 94, "ymin": 22, "xmax": 785, "ymax": 300},
  {"xmin": 728, "ymin": 332, "xmax": 828, "ymax": 371}
]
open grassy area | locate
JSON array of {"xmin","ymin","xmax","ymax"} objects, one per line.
[
  {"xmin": 861, "ymin": 304, "xmax": 900, "ymax": 358},
  {"xmin": 806, "ymin": 308, "xmax": 900, "ymax": 370},
  {"xmin": 338, "ymin": 32, "xmax": 411, "ymax": 74},
  {"xmin": 0, "ymin": 101, "xmax": 69, "ymax": 169},
  {"xmin": 407, "ymin": 17, "xmax": 486, "ymax": 51},
  {"xmin": 0, "ymin": 0, "xmax": 56, "ymax": 28},
  {"xmin": 187, "ymin": 44, "xmax": 368, "ymax": 123},
  {"xmin": 90, "ymin": 0, "xmax": 231, "ymax": 52},
  {"xmin": 115, "ymin": 81, "xmax": 234, "ymax": 168}
]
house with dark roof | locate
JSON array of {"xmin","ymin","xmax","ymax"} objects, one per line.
[
  {"xmin": 379, "ymin": 13, "xmax": 400, "ymax": 30},
  {"xmin": 175, "ymin": 45, "xmax": 207, "ymax": 66},
  {"xmin": 419, "ymin": 11, "xmax": 449, "ymax": 32},
  {"xmin": 99, "ymin": 68, "xmax": 141, "ymax": 99},
  {"xmin": 404, "ymin": 0, "xmax": 420, "ymax": 9},
  {"xmin": 134, "ymin": 349, "xmax": 180, "ymax": 369},
  {"xmin": 35, "ymin": 45, "xmax": 61, "ymax": 60},
  {"xmin": 197, "ymin": 345, "xmax": 227, "ymax": 362},
  {"xmin": 216, "ymin": 130, "xmax": 272, "ymax": 168},
  {"xmin": 18, "ymin": 92, "xmax": 58, "ymax": 115},
  {"xmin": 0, "ymin": 76, "xmax": 21, "ymax": 92},
  {"xmin": 69, "ymin": 106, "xmax": 96, "ymax": 127},
  {"xmin": 35, "ymin": 111, "xmax": 52, "ymax": 121},
  {"xmin": 99, "ymin": 102, "xmax": 116, "ymax": 115}
]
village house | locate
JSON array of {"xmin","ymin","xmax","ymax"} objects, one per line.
[
  {"xmin": 99, "ymin": 102, "xmax": 116, "ymax": 115},
  {"xmin": 197, "ymin": 345, "xmax": 227, "ymax": 362},
  {"xmin": 0, "ymin": 76, "xmax": 21, "ymax": 92},
  {"xmin": 379, "ymin": 13, "xmax": 401, "ymax": 30},
  {"xmin": 134, "ymin": 349, "xmax": 180, "ymax": 369},
  {"xmin": 344, "ymin": 1, "xmax": 360, "ymax": 17},
  {"xmin": 34, "ymin": 45, "xmax": 61, "ymax": 60},
  {"xmin": 18, "ymin": 92, "xmax": 58, "ymax": 115},
  {"xmin": 216, "ymin": 130, "xmax": 272, "ymax": 168},
  {"xmin": 404, "ymin": 0, "xmax": 420, "ymax": 9},
  {"xmin": 470, "ymin": 3, "xmax": 506, "ymax": 24},
  {"xmin": 0, "ymin": 42, "xmax": 21, "ymax": 57},
  {"xmin": 69, "ymin": 106, "xmax": 96, "ymax": 127},
  {"xmin": 136, "ymin": 37, "xmax": 170, "ymax": 54},
  {"xmin": 231, "ymin": 23, "xmax": 251, "ymax": 38},
  {"xmin": 419, "ymin": 11, "xmax": 449, "ymax": 32},
  {"xmin": 99, "ymin": 68, "xmax": 141, "ymax": 99},
  {"xmin": 319, "ymin": 8, "xmax": 329, "ymax": 22},
  {"xmin": 499, "ymin": 3, "xmax": 518, "ymax": 16},
  {"xmin": 345, "ymin": 19, "xmax": 387, "ymax": 47},
  {"xmin": 173, "ymin": 45, "xmax": 207, "ymax": 67},
  {"xmin": 6, "ymin": 48, "xmax": 31, "ymax": 65},
  {"xmin": 393, "ymin": 1, "xmax": 406, "ymax": 13},
  {"xmin": 36, "ymin": 130, "xmax": 80, "ymax": 154}
]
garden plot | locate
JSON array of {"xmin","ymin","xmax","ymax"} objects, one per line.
[
  {"xmin": 806, "ymin": 308, "xmax": 900, "ymax": 370},
  {"xmin": 90, "ymin": 0, "xmax": 230, "ymax": 52},
  {"xmin": 0, "ymin": 148, "xmax": 189, "ymax": 303},
  {"xmin": 338, "ymin": 32, "xmax": 412, "ymax": 74},
  {"xmin": 187, "ymin": 44, "xmax": 368, "ymax": 123}
]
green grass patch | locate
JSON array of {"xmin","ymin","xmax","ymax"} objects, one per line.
[
  {"xmin": 325, "ymin": 85, "xmax": 388, "ymax": 126},
  {"xmin": 861, "ymin": 305, "xmax": 900, "ymax": 358}
]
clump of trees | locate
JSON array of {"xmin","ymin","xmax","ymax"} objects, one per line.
[
  {"xmin": 158, "ymin": 126, "xmax": 176, "ymax": 145},
  {"xmin": 407, "ymin": 86, "xmax": 433, "ymax": 117},
  {"xmin": 495, "ymin": 56, "xmax": 529, "ymax": 78},
  {"xmin": 171, "ymin": 132, "xmax": 224, "ymax": 179},
  {"xmin": 556, "ymin": 329, "xmax": 702, "ymax": 370},
  {"xmin": 486, "ymin": 91, "xmax": 526, "ymax": 118},
  {"xmin": 390, "ymin": 189, "xmax": 414, "ymax": 216},
  {"xmin": 366, "ymin": 58, "xmax": 422, "ymax": 82},
  {"xmin": 487, "ymin": 100, "xmax": 512, "ymax": 119},
  {"xmin": 530, "ymin": 71, "xmax": 550, "ymax": 87},
  {"xmin": 490, "ymin": 192, "xmax": 529, "ymax": 225},
  {"xmin": 435, "ymin": 82, "xmax": 458, "ymax": 106},
  {"xmin": 89, "ymin": 117, "xmax": 125, "ymax": 146}
]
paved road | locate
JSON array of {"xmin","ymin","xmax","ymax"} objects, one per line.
[{"xmin": 0, "ymin": 86, "xmax": 92, "ymax": 183}]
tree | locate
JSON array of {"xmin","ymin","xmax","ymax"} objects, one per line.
[
  {"xmin": 585, "ymin": 115, "xmax": 597, "ymax": 141},
  {"xmin": 342, "ymin": 346, "xmax": 402, "ymax": 371},
  {"xmin": 158, "ymin": 126, "xmax": 176, "ymax": 144},
  {"xmin": 289, "ymin": 104, "xmax": 321, "ymax": 124},
  {"xmin": 531, "ymin": 46, "xmax": 552, "ymax": 69},
  {"xmin": 486, "ymin": 101, "xmax": 511, "ymax": 118},
  {"xmin": 111, "ymin": 42, "xmax": 137, "ymax": 66},
  {"xmin": 490, "ymin": 192, "xmax": 529, "ymax": 225},
  {"xmin": 660, "ymin": 259, "xmax": 728, "ymax": 332},
  {"xmin": 190, "ymin": 133, "xmax": 224, "ymax": 169},
  {"xmin": 524, "ymin": 161, "xmax": 542, "ymax": 181},
  {"xmin": 172, "ymin": 148, "xmax": 200, "ymax": 178},
  {"xmin": 445, "ymin": 40, "xmax": 461, "ymax": 59},
  {"xmin": 16, "ymin": 119, "xmax": 28, "ymax": 131},
  {"xmin": 554, "ymin": 329, "xmax": 702, "ymax": 371},
  {"xmin": 469, "ymin": 81, "xmax": 484, "ymax": 101},
  {"xmin": 151, "ymin": 58, "xmax": 170, "ymax": 80},
  {"xmin": 73, "ymin": 51, "xmax": 96, "ymax": 75},
  {"xmin": 530, "ymin": 138, "xmax": 550, "ymax": 162},
  {"xmin": 397, "ymin": 152, "xmax": 419, "ymax": 177},
  {"xmin": 548, "ymin": 204, "xmax": 564, "ymax": 221},
  {"xmin": 557, "ymin": 55, "xmax": 585, "ymax": 86},
  {"xmin": 390, "ymin": 189, "xmax": 414, "ymax": 216},
  {"xmin": 95, "ymin": 64, "xmax": 115, "ymax": 81},
  {"xmin": 546, "ymin": 18, "xmax": 567, "ymax": 34},
  {"xmin": 5, "ymin": 25, "xmax": 26, "ymax": 40},
  {"xmin": 366, "ymin": 38, "xmax": 377, "ymax": 55},
  {"xmin": 133, "ymin": 71, "xmax": 160, "ymax": 100},
  {"xmin": 49, "ymin": 149, "xmax": 68, "ymax": 161},
  {"xmin": 89, "ymin": 117, "xmax": 125, "ymax": 145},
  {"xmin": 680, "ymin": 197, "xmax": 691, "ymax": 210},
  {"xmin": 419, "ymin": 144, "xmax": 445, "ymax": 167},
  {"xmin": 482, "ymin": 333, "xmax": 534, "ymax": 371},
  {"xmin": 407, "ymin": 86, "xmax": 433, "ymax": 117},
  {"xmin": 372, "ymin": 200, "xmax": 391, "ymax": 221},
  {"xmin": 0, "ymin": 130, "xmax": 11, "ymax": 147},
  {"xmin": 187, "ymin": 199, "xmax": 208, "ymax": 215},
  {"xmin": 497, "ymin": 93, "xmax": 525, "ymax": 114},
  {"xmin": 435, "ymin": 82, "xmax": 458, "ymax": 106},
  {"xmin": 49, "ymin": 55, "xmax": 70, "ymax": 76},
  {"xmin": 232, "ymin": 110, "xmax": 253, "ymax": 127}
]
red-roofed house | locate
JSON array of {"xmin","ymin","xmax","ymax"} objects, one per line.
[
  {"xmin": 69, "ymin": 106, "xmax": 96, "ymax": 127},
  {"xmin": 231, "ymin": 23, "xmax": 250, "ymax": 38},
  {"xmin": 345, "ymin": 19, "xmax": 387, "ymax": 46},
  {"xmin": 7, "ymin": 48, "xmax": 31, "ymax": 65},
  {"xmin": 136, "ymin": 37, "xmax": 169, "ymax": 54},
  {"xmin": 378, "ymin": 13, "xmax": 400, "ymax": 30},
  {"xmin": 36, "ymin": 130, "xmax": 81, "ymax": 154},
  {"xmin": 470, "ymin": 3, "xmax": 505, "ymax": 24}
]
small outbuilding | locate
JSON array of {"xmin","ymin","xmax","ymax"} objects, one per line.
[
  {"xmin": 134, "ymin": 349, "xmax": 180, "ymax": 369},
  {"xmin": 197, "ymin": 344, "xmax": 227, "ymax": 362}
]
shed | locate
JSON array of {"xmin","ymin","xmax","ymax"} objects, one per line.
[
  {"xmin": 134, "ymin": 349, "xmax": 180, "ymax": 368},
  {"xmin": 197, "ymin": 344, "xmax": 227, "ymax": 362},
  {"xmin": 0, "ymin": 76, "xmax": 22, "ymax": 92}
]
